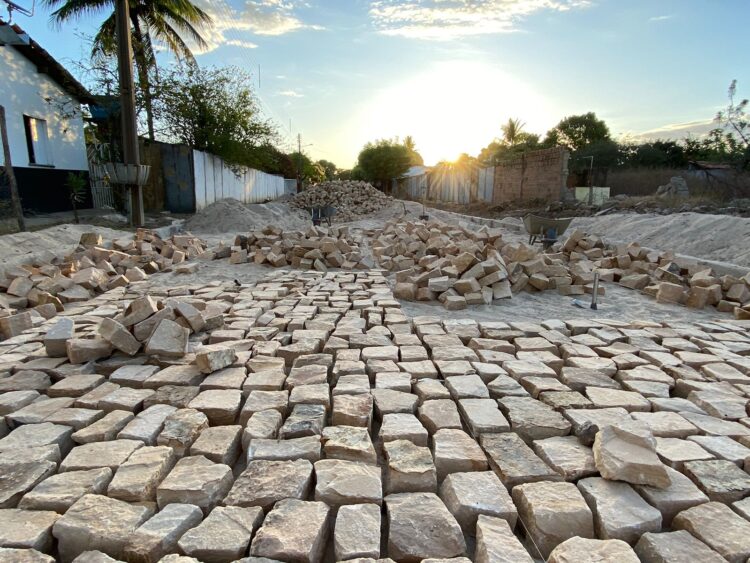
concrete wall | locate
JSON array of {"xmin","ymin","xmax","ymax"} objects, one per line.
[
  {"xmin": 193, "ymin": 150, "xmax": 286, "ymax": 210},
  {"xmin": 0, "ymin": 45, "xmax": 88, "ymax": 171},
  {"xmin": 492, "ymin": 147, "xmax": 569, "ymax": 204}
]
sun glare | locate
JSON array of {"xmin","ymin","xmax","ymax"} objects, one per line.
[{"xmin": 353, "ymin": 60, "xmax": 557, "ymax": 165}]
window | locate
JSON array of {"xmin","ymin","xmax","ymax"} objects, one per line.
[{"xmin": 23, "ymin": 115, "xmax": 52, "ymax": 166}]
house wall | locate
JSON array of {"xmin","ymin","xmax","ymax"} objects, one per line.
[
  {"xmin": 0, "ymin": 45, "xmax": 89, "ymax": 212},
  {"xmin": 492, "ymin": 147, "xmax": 570, "ymax": 203},
  {"xmin": 0, "ymin": 46, "xmax": 88, "ymax": 171}
]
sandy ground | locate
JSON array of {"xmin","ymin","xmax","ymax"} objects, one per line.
[
  {"xmin": 571, "ymin": 212, "xmax": 750, "ymax": 269},
  {"xmin": 0, "ymin": 224, "xmax": 133, "ymax": 271},
  {"xmin": 1, "ymin": 199, "xmax": 746, "ymax": 326}
]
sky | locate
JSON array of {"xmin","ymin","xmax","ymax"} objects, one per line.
[{"xmin": 7, "ymin": 0, "xmax": 750, "ymax": 167}]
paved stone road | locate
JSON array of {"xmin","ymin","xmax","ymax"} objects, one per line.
[{"xmin": 1, "ymin": 269, "xmax": 749, "ymax": 563}]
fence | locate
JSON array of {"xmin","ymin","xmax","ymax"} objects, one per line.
[
  {"xmin": 193, "ymin": 150, "xmax": 286, "ymax": 210},
  {"xmin": 394, "ymin": 148, "xmax": 569, "ymax": 206}
]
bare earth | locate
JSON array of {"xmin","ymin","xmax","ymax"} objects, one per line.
[{"xmin": 2, "ymin": 200, "xmax": 748, "ymax": 326}]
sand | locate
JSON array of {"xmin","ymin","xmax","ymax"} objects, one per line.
[
  {"xmin": 183, "ymin": 198, "xmax": 310, "ymax": 234},
  {"xmin": 571, "ymin": 212, "xmax": 750, "ymax": 269},
  {"xmin": 0, "ymin": 224, "xmax": 132, "ymax": 273}
]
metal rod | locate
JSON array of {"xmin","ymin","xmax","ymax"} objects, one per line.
[{"xmin": 591, "ymin": 271, "xmax": 600, "ymax": 310}]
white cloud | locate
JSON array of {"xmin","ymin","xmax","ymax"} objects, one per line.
[
  {"xmin": 648, "ymin": 14, "xmax": 673, "ymax": 22},
  {"xmin": 193, "ymin": 0, "xmax": 323, "ymax": 53},
  {"xmin": 627, "ymin": 118, "xmax": 717, "ymax": 141},
  {"xmin": 226, "ymin": 39, "xmax": 259, "ymax": 48},
  {"xmin": 369, "ymin": 0, "xmax": 592, "ymax": 40},
  {"xmin": 279, "ymin": 89, "xmax": 304, "ymax": 97}
]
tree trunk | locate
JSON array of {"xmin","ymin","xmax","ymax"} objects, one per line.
[
  {"xmin": 0, "ymin": 105, "xmax": 26, "ymax": 232},
  {"xmin": 130, "ymin": 14, "xmax": 156, "ymax": 141}
]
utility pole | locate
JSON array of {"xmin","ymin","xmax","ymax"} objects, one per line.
[
  {"xmin": 296, "ymin": 133, "xmax": 302, "ymax": 193},
  {"xmin": 115, "ymin": 0, "xmax": 144, "ymax": 227},
  {"xmin": 0, "ymin": 105, "xmax": 26, "ymax": 232}
]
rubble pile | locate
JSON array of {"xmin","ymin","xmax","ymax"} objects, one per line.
[
  {"xmin": 0, "ymin": 230, "xmax": 207, "ymax": 340},
  {"xmin": 0, "ymin": 265, "xmax": 750, "ymax": 562},
  {"xmin": 370, "ymin": 219, "xmax": 591, "ymax": 310},
  {"xmin": 212, "ymin": 224, "xmax": 374, "ymax": 271},
  {"xmin": 291, "ymin": 180, "xmax": 393, "ymax": 221},
  {"xmin": 561, "ymin": 229, "xmax": 750, "ymax": 319}
]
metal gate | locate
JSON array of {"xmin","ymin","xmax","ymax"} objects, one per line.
[{"xmin": 87, "ymin": 143, "xmax": 115, "ymax": 209}]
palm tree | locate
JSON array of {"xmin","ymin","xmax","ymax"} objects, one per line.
[
  {"xmin": 501, "ymin": 118, "xmax": 525, "ymax": 147},
  {"xmin": 44, "ymin": 0, "xmax": 212, "ymax": 140}
]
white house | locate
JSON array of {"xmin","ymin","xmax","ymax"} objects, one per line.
[{"xmin": 0, "ymin": 22, "xmax": 93, "ymax": 212}]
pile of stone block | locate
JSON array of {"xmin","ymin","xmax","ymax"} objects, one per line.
[
  {"xmin": 370, "ymin": 219, "xmax": 588, "ymax": 310},
  {"xmin": 1, "ymin": 264, "xmax": 749, "ymax": 562},
  {"xmin": 215, "ymin": 225, "xmax": 374, "ymax": 271},
  {"xmin": 560, "ymin": 229, "xmax": 750, "ymax": 319},
  {"xmin": 0, "ymin": 230, "xmax": 207, "ymax": 340},
  {"xmin": 291, "ymin": 180, "xmax": 393, "ymax": 221}
]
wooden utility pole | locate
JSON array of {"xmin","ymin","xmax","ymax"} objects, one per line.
[
  {"xmin": 115, "ymin": 0, "xmax": 144, "ymax": 227},
  {"xmin": 296, "ymin": 133, "xmax": 302, "ymax": 193},
  {"xmin": 0, "ymin": 105, "xmax": 26, "ymax": 232}
]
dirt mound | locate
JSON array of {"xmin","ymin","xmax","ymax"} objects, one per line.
[
  {"xmin": 291, "ymin": 180, "xmax": 393, "ymax": 221},
  {"xmin": 183, "ymin": 198, "xmax": 309, "ymax": 234},
  {"xmin": 571, "ymin": 212, "xmax": 750, "ymax": 269}
]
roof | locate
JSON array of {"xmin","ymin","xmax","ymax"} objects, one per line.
[
  {"xmin": 0, "ymin": 21, "xmax": 95, "ymax": 104},
  {"xmin": 688, "ymin": 160, "xmax": 734, "ymax": 171}
]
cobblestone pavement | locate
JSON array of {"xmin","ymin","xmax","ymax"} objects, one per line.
[{"xmin": 1, "ymin": 269, "xmax": 750, "ymax": 563}]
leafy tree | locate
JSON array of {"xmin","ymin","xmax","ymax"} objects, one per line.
[
  {"xmin": 543, "ymin": 112, "xmax": 611, "ymax": 151},
  {"xmin": 288, "ymin": 152, "xmax": 325, "ymax": 184},
  {"xmin": 44, "ymin": 0, "xmax": 212, "ymax": 140},
  {"xmin": 154, "ymin": 63, "xmax": 276, "ymax": 168},
  {"xmin": 402, "ymin": 135, "xmax": 424, "ymax": 166},
  {"xmin": 356, "ymin": 139, "xmax": 412, "ymax": 189},
  {"xmin": 620, "ymin": 140, "xmax": 687, "ymax": 168},
  {"xmin": 715, "ymin": 80, "xmax": 749, "ymax": 170},
  {"xmin": 478, "ymin": 132, "xmax": 540, "ymax": 165},
  {"xmin": 317, "ymin": 159, "xmax": 338, "ymax": 181}
]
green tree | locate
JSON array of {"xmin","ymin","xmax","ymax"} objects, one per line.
[
  {"xmin": 543, "ymin": 112, "xmax": 611, "ymax": 151},
  {"xmin": 44, "ymin": 0, "xmax": 212, "ymax": 140},
  {"xmin": 317, "ymin": 159, "xmax": 338, "ymax": 181},
  {"xmin": 155, "ymin": 64, "xmax": 276, "ymax": 168},
  {"xmin": 288, "ymin": 152, "xmax": 325, "ymax": 184},
  {"xmin": 356, "ymin": 139, "xmax": 412, "ymax": 190},
  {"xmin": 402, "ymin": 135, "xmax": 424, "ymax": 166}
]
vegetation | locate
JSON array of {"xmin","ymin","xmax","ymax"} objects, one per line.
[
  {"xmin": 65, "ymin": 172, "xmax": 88, "ymax": 224},
  {"xmin": 44, "ymin": 0, "xmax": 212, "ymax": 140},
  {"xmin": 354, "ymin": 138, "xmax": 412, "ymax": 189},
  {"xmin": 154, "ymin": 64, "xmax": 277, "ymax": 170}
]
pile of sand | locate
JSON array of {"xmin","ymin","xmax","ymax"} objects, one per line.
[
  {"xmin": 183, "ymin": 199, "xmax": 309, "ymax": 234},
  {"xmin": 572, "ymin": 212, "xmax": 750, "ymax": 269}
]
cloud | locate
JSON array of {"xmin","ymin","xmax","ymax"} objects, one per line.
[
  {"xmin": 648, "ymin": 14, "xmax": 673, "ymax": 22},
  {"xmin": 627, "ymin": 118, "xmax": 717, "ymax": 141},
  {"xmin": 279, "ymin": 89, "xmax": 304, "ymax": 97},
  {"xmin": 226, "ymin": 39, "xmax": 259, "ymax": 49},
  {"xmin": 193, "ymin": 0, "xmax": 323, "ymax": 53},
  {"xmin": 369, "ymin": 0, "xmax": 592, "ymax": 40}
]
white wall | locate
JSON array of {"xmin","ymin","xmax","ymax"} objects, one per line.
[
  {"xmin": 193, "ymin": 149, "xmax": 286, "ymax": 210},
  {"xmin": 0, "ymin": 45, "xmax": 88, "ymax": 171}
]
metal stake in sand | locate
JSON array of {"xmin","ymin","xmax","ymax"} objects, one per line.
[{"xmin": 590, "ymin": 271, "xmax": 600, "ymax": 310}]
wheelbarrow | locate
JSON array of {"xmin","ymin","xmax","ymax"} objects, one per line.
[
  {"xmin": 523, "ymin": 214, "xmax": 573, "ymax": 249},
  {"xmin": 310, "ymin": 205, "xmax": 336, "ymax": 227}
]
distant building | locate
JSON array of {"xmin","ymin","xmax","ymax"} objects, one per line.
[{"xmin": 1, "ymin": 22, "xmax": 94, "ymax": 212}]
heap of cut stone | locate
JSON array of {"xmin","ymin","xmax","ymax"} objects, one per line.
[
  {"xmin": 0, "ymin": 230, "xmax": 207, "ymax": 340},
  {"xmin": 291, "ymin": 180, "xmax": 393, "ymax": 221},
  {"xmin": 214, "ymin": 225, "xmax": 374, "ymax": 271},
  {"xmin": 370, "ymin": 219, "xmax": 584, "ymax": 310},
  {"xmin": 561, "ymin": 229, "xmax": 750, "ymax": 319}
]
